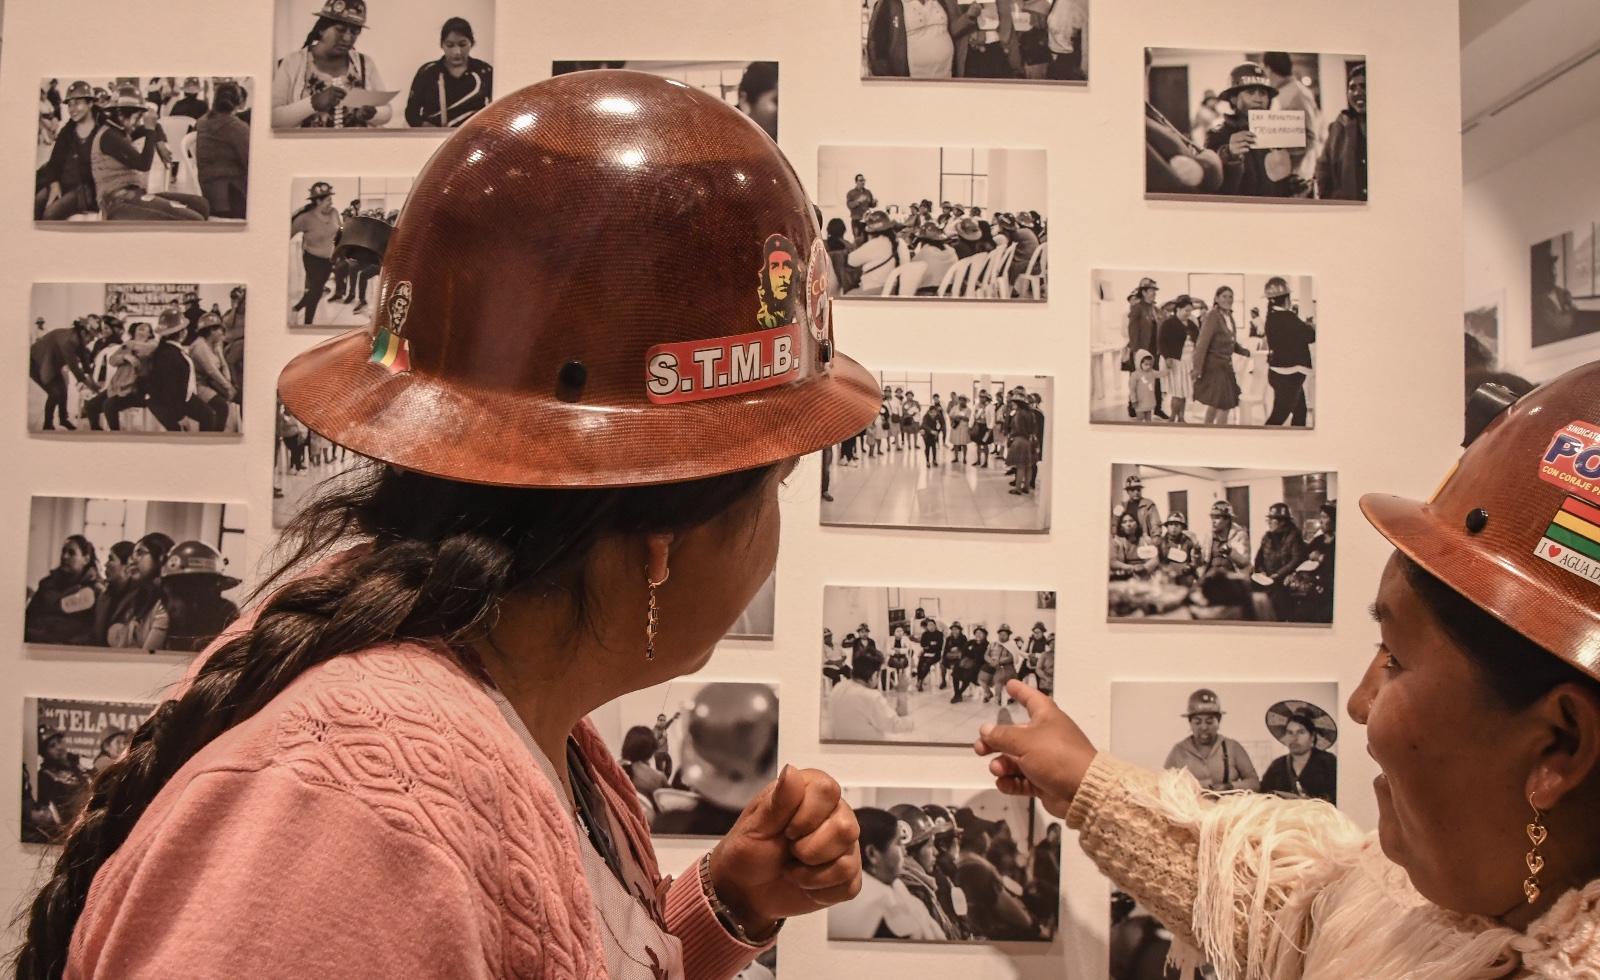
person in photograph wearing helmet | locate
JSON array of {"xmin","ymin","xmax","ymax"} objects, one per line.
[
  {"xmin": 891, "ymin": 803, "xmax": 956, "ymax": 938},
  {"xmin": 978, "ymin": 367, "xmax": 1600, "ymax": 977},
  {"xmin": 90, "ymin": 86, "xmax": 211, "ymax": 221},
  {"xmin": 653, "ymin": 683, "xmax": 779, "ymax": 837},
  {"xmin": 168, "ymin": 77, "xmax": 208, "ymax": 120},
  {"xmin": 847, "ymin": 210, "xmax": 906, "ymax": 295},
  {"xmin": 830, "ymin": 808, "xmax": 946, "ymax": 940},
  {"xmin": 158, "ymin": 541, "xmax": 240, "ymax": 653},
  {"xmin": 1114, "ymin": 474, "xmax": 1163, "ymax": 538},
  {"xmin": 22, "ymin": 72, "xmax": 876, "ymax": 980},
  {"xmin": 1161, "ymin": 689, "xmax": 1260, "ymax": 793},
  {"xmin": 290, "ymin": 181, "xmax": 342, "ymax": 324},
  {"xmin": 1203, "ymin": 500, "xmax": 1250, "ymax": 576},
  {"xmin": 1155, "ymin": 512, "xmax": 1204, "ymax": 585},
  {"xmin": 35, "ymin": 80, "xmax": 100, "ymax": 221},
  {"xmin": 1205, "ymin": 62, "xmax": 1304, "ymax": 199},
  {"xmin": 922, "ymin": 804, "xmax": 973, "ymax": 937},
  {"xmin": 1261, "ymin": 277, "xmax": 1316, "ymax": 427},
  {"xmin": 1123, "ymin": 278, "xmax": 1162, "ymax": 417},
  {"xmin": 272, "ymin": 0, "xmax": 393, "ymax": 129},
  {"xmin": 1253, "ymin": 502, "xmax": 1308, "ymax": 621}
]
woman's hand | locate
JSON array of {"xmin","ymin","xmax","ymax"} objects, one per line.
[
  {"xmin": 708, "ymin": 765, "xmax": 861, "ymax": 940},
  {"xmin": 310, "ymin": 86, "xmax": 347, "ymax": 113},
  {"xmin": 974, "ymin": 681, "xmax": 1098, "ymax": 819}
]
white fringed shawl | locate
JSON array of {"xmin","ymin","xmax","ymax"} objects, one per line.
[{"xmin": 1130, "ymin": 768, "xmax": 1600, "ymax": 979}]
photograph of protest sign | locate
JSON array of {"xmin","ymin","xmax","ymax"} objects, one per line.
[
  {"xmin": 589, "ymin": 679, "xmax": 779, "ymax": 838},
  {"xmin": 552, "ymin": 61, "xmax": 778, "ymax": 140},
  {"xmin": 1145, "ymin": 49, "xmax": 1366, "ymax": 203},
  {"xmin": 22, "ymin": 697, "xmax": 157, "ymax": 844},
  {"xmin": 1091, "ymin": 270, "xmax": 1316, "ymax": 428},
  {"xmin": 25, "ymin": 496, "xmax": 246, "ymax": 653},
  {"xmin": 821, "ymin": 585, "xmax": 1054, "ymax": 747},
  {"xmin": 36, "ymin": 76, "xmax": 254, "ymax": 222},
  {"xmin": 829, "ymin": 785, "xmax": 1057, "ymax": 943},
  {"xmin": 272, "ymin": 0, "xmax": 496, "ymax": 130},
  {"xmin": 30, "ymin": 283, "xmax": 244, "ymax": 435},
  {"xmin": 1107, "ymin": 464, "xmax": 1337, "ymax": 625}
]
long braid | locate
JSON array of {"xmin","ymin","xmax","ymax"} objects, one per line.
[{"xmin": 13, "ymin": 460, "xmax": 777, "ymax": 979}]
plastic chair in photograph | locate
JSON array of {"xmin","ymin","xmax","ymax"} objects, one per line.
[
  {"xmin": 174, "ymin": 131, "xmax": 201, "ymax": 197},
  {"xmin": 1015, "ymin": 242, "xmax": 1049, "ymax": 300},
  {"xmin": 980, "ymin": 244, "xmax": 1018, "ymax": 298},
  {"xmin": 881, "ymin": 261, "xmax": 928, "ymax": 296},
  {"xmin": 937, "ymin": 254, "xmax": 982, "ymax": 297}
]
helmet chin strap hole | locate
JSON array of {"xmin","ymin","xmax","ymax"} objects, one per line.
[
  {"xmin": 1465, "ymin": 508, "xmax": 1489, "ymax": 534},
  {"xmin": 556, "ymin": 360, "xmax": 587, "ymax": 402}
]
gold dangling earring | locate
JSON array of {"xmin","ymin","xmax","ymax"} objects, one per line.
[
  {"xmin": 1524, "ymin": 791, "xmax": 1548, "ymax": 904},
  {"xmin": 645, "ymin": 568, "xmax": 670, "ymax": 661}
]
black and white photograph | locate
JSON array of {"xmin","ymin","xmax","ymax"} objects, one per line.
[
  {"xmin": 26, "ymin": 496, "xmax": 246, "ymax": 654},
  {"xmin": 860, "ymin": 0, "xmax": 1087, "ymax": 84},
  {"xmin": 272, "ymin": 0, "xmax": 495, "ymax": 130},
  {"xmin": 1091, "ymin": 270, "xmax": 1316, "ymax": 428},
  {"xmin": 288, "ymin": 176, "xmax": 412, "ymax": 326},
  {"xmin": 1145, "ymin": 49, "xmax": 1366, "ymax": 203},
  {"xmin": 274, "ymin": 397, "xmax": 367, "ymax": 527},
  {"xmin": 552, "ymin": 61, "xmax": 778, "ymax": 141},
  {"xmin": 822, "ymin": 586, "xmax": 1054, "ymax": 747},
  {"xmin": 30, "ymin": 283, "xmax": 244, "ymax": 434},
  {"xmin": 22, "ymin": 697, "xmax": 157, "ymax": 844},
  {"xmin": 828, "ymin": 786, "xmax": 1057, "ymax": 943},
  {"xmin": 589, "ymin": 680, "xmax": 778, "ymax": 838},
  {"xmin": 1108, "ymin": 464, "xmax": 1337, "ymax": 625},
  {"xmin": 1108, "ymin": 680, "xmax": 1339, "ymax": 980},
  {"xmin": 1530, "ymin": 227, "xmax": 1600, "ymax": 348},
  {"xmin": 821, "ymin": 372, "xmax": 1052, "ymax": 533},
  {"xmin": 817, "ymin": 146, "xmax": 1047, "ymax": 300},
  {"xmin": 36, "ymin": 76, "xmax": 254, "ymax": 222}
]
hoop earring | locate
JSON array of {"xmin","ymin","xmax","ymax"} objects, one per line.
[
  {"xmin": 1524, "ymin": 791, "xmax": 1548, "ymax": 904},
  {"xmin": 645, "ymin": 568, "xmax": 670, "ymax": 661}
]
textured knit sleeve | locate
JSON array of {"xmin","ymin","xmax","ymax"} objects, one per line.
[{"xmin": 662, "ymin": 867, "xmax": 773, "ymax": 980}]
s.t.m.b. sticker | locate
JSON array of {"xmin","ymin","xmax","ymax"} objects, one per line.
[{"xmin": 645, "ymin": 324, "xmax": 801, "ymax": 405}]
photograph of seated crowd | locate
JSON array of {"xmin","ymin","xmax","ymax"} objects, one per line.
[
  {"xmin": 1108, "ymin": 465, "xmax": 1336, "ymax": 625},
  {"xmin": 1108, "ymin": 681, "xmax": 1338, "ymax": 980},
  {"xmin": 818, "ymin": 146, "xmax": 1046, "ymax": 299},
  {"xmin": 860, "ymin": 0, "xmax": 1087, "ymax": 83},
  {"xmin": 821, "ymin": 372, "xmax": 1052, "ymax": 532},
  {"xmin": 829, "ymin": 786, "xmax": 1058, "ymax": 943},
  {"xmin": 21, "ymin": 698, "xmax": 156, "ymax": 845},
  {"xmin": 552, "ymin": 61, "xmax": 778, "ymax": 141},
  {"xmin": 1091, "ymin": 271, "xmax": 1316, "ymax": 428},
  {"xmin": 589, "ymin": 681, "xmax": 778, "ymax": 838},
  {"xmin": 272, "ymin": 0, "xmax": 495, "ymax": 130},
  {"xmin": 821, "ymin": 586, "xmax": 1054, "ymax": 747},
  {"xmin": 24, "ymin": 496, "xmax": 246, "ymax": 654},
  {"xmin": 288, "ymin": 176, "xmax": 412, "ymax": 326},
  {"xmin": 1145, "ymin": 49, "xmax": 1366, "ymax": 203},
  {"xmin": 36, "ymin": 76, "xmax": 253, "ymax": 222},
  {"xmin": 29, "ymin": 283, "xmax": 244, "ymax": 435}
]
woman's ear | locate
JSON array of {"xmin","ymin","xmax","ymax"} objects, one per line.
[
  {"xmin": 1526, "ymin": 682, "xmax": 1600, "ymax": 808},
  {"xmin": 645, "ymin": 532, "xmax": 673, "ymax": 586}
]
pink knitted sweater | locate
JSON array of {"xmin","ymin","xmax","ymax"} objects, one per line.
[{"xmin": 65, "ymin": 642, "xmax": 762, "ymax": 979}]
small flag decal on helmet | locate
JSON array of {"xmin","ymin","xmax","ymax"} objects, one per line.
[
  {"xmin": 1534, "ymin": 495, "xmax": 1600, "ymax": 585},
  {"xmin": 369, "ymin": 281, "xmax": 413, "ymax": 374}
]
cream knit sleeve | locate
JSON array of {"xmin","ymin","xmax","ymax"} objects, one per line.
[{"xmin": 1066, "ymin": 754, "xmax": 1369, "ymax": 980}]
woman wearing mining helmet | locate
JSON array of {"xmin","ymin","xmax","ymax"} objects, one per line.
[
  {"xmin": 21, "ymin": 72, "xmax": 876, "ymax": 980},
  {"xmin": 978, "ymin": 370, "xmax": 1600, "ymax": 977}
]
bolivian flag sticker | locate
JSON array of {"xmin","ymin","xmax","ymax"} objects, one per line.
[
  {"xmin": 369, "ymin": 281, "xmax": 413, "ymax": 374},
  {"xmin": 1534, "ymin": 495, "xmax": 1600, "ymax": 586}
]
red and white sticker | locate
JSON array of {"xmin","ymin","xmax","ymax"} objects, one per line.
[
  {"xmin": 1539, "ymin": 421, "xmax": 1600, "ymax": 507},
  {"xmin": 646, "ymin": 323, "xmax": 802, "ymax": 405}
]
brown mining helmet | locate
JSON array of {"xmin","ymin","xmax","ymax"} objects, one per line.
[
  {"xmin": 1361, "ymin": 362, "xmax": 1600, "ymax": 680},
  {"xmin": 278, "ymin": 70, "xmax": 878, "ymax": 487}
]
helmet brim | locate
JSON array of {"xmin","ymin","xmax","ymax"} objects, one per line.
[{"xmin": 280, "ymin": 328, "xmax": 882, "ymax": 488}]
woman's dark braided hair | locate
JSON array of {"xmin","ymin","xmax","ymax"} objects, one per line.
[{"xmin": 15, "ymin": 458, "xmax": 778, "ymax": 979}]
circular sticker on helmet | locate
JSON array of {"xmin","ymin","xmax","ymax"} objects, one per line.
[
  {"xmin": 896, "ymin": 820, "xmax": 912, "ymax": 845},
  {"xmin": 807, "ymin": 236, "xmax": 831, "ymax": 344}
]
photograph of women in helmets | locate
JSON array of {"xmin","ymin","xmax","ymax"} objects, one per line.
[
  {"xmin": 287, "ymin": 175, "xmax": 412, "ymax": 326},
  {"xmin": 553, "ymin": 61, "xmax": 779, "ymax": 140},
  {"xmin": 22, "ymin": 699, "xmax": 156, "ymax": 844},
  {"xmin": 24, "ymin": 496, "xmax": 245, "ymax": 653},
  {"xmin": 1108, "ymin": 465, "xmax": 1337, "ymax": 625},
  {"xmin": 34, "ymin": 76, "xmax": 254, "ymax": 223},
  {"xmin": 1145, "ymin": 49, "xmax": 1366, "ymax": 204},
  {"xmin": 829, "ymin": 786, "xmax": 1057, "ymax": 944},
  {"xmin": 271, "ymin": 0, "xmax": 495, "ymax": 130},
  {"xmin": 1091, "ymin": 270, "xmax": 1317, "ymax": 427},
  {"xmin": 17, "ymin": 72, "xmax": 874, "ymax": 980},
  {"xmin": 982, "ymin": 364, "xmax": 1600, "ymax": 978}
]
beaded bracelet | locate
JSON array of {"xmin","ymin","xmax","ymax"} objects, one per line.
[{"xmin": 698, "ymin": 852, "xmax": 783, "ymax": 946}]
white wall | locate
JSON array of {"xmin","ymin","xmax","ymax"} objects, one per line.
[{"xmin": 0, "ymin": 0, "xmax": 1464, "ymax": 978}]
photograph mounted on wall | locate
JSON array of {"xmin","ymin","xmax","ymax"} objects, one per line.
[
  {"xmin": 36, "ymin": 76, "xmax": 254, "ymax": 222},
  {"xmin": 272, "ymin": 0, "xmax": 496, "ymax": 130},
  {"xmin": 818, "ymin": 146, "xmax": 1047, "ymax": 299},
  {"xmin": 860, "ymin": 0, "xmax": 1087, "ymax": 84},
  {"xmin": 25, "ymin": 496, "xmax": 246, "ymax": 654},
  {"xmin": 828, "ymin": 785, "xmax": 1057, "ymax": 943},
  {"xmin": 288, "ymin": 176, "xmax": 412, "ymax": 327},
  {"xmin": 821, "ymin": 372, "xmax": 1052, "ymax": 533},
  {"xmin": 1107, "ymin": 464, "xmax": 1336, "ymax": 625},
  {"xmin": 1091, "ymin": 270, "xmax": 1316, "ymax": 428},
  {"xmin": 552, "ymin": 61, "xmax": 778, "ymax": 141},
  {"xmin": 588, "ymin": 680, "xmax": 778, "ymax": 838},
  {"xmin": 1529, "ymin": 226, "xmax": 1600, "ymax": 348},
  {"xmin": 22, "ymin": 697, "xmax": 157, "ymax": 844},
  {"xmin": 30, "ymin": 283, "xmax": 244, "ymax": 435},
  {"xmin": 821, "ymin": 585, "xmax": 1054, "ymax": 747},
  {"xmin": 1145, "ymin": 49, "xmax": 1366, "ymax": 203}
]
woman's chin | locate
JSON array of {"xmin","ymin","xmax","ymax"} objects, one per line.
[{"xmin": 1372, "ymin": 773, "xmax": 1405, "ymax": 864}]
